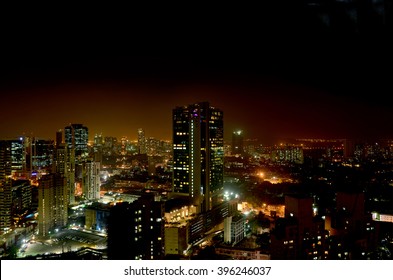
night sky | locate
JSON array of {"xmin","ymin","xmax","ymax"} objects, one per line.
[{"xmin": 1, "ymin": 3, "xmax": 392, "ymax": 144}]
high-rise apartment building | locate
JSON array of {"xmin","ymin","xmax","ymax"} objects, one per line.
[
  {"xmin": 93, "ymin": 133, "xmax": 103, "ymax": 163},
  {"xmin": 31, "ymin": 139, "xmax": 54, "ymax": 170},
  {"xmin": 120, "ymin": 136, "xmax": 128, "ymax": 156},
  {"xmin": 10, "ymin": 139, "xmax": 25, "ymax": 177},
  {"xmin": 0, "ymin": 139, "xmax": 27, "ymax": 179},
  {"xmin": 23, "ymin": 136, "xmax": 33, "ymax": 178},
  {"xmin": 94, "ymin": 134, "xmax": 103, "ymax": 147},
  {"xmin": 1, "ymin": 141, "xmax": 16, "ymax": 232},
  {"xmin": 53, "ymin": 143, "xmax": 66, "ymax": 175},
  {"xmin": 0, "ymin": 178, "xmax": 12, "ymax": 233},
  {"xmin": 65, "ymin": 146, "xmax": 75, "ymax": 205},
  {"xmin": 82, "ymin": 160, "xmax": 101, "ymax": 200},
  {"xmin": 53, "ymin": 129, "xmax": 76, "ymax": 207},
  {"xmin": 107, "ymin": 192, "xmax": 165, "ymax": 260},
  {"xmin": 138, "ymin": 128, "xmax": 146, "ymax": 154},
  {"xmin": 64, "ymin": 123, "xmax": 88, "ymax": 157},
  {"xmin": 172, "ymin": 102, "xmax": 224, "ymax": 213},
  {"xmin": 232, "ymin": 130, "xmax": 244, "ymax": 156},
  {"xmin": 63, "ymin": 126, "xmax": 85, "ymax": 205},
  {"xmin": 38, "ymin": 173, "xmax": 68, "ymax": 237},
  {"xmin": 12, "ymin": 180, "xmax": 32, "ymax": 215},
  {"xmin": 0, "ymin": 140, "xmax": 12, "ymax": 180}
]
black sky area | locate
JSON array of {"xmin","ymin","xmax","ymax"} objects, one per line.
[{"xmin": 1, "ymin": 2, "xmax": 392, "ymax": 144}]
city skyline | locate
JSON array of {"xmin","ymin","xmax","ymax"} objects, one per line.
[{"xmin": 2, "ymin": 3, "xmax": 393, "ymax": 275}]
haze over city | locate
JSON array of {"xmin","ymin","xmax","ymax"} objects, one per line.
[
  {"xmin": 1, "ymin": 2, "xmax": 392, "ymax": 144},
  {"xmin": 1, "ymin": 54, "xmax": 392, "ymax": 144}
]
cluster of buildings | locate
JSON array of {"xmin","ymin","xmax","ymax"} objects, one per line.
[
  {"xmin": 0, "ymin": 102, "xmax": 235, "ymax": 260},
  {"xmin": 269, "ymin": 192, "xmax": 378, "ymax": 260},
  {"xmin": 1, "ymin": 124, "xmax": 98, "ymax": 237},
  {"xmin": 1, "ymin": 101, "xmax": 392, "ymax": 260}
]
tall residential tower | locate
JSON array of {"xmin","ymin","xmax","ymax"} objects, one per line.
[
  {"xmin": 38, "ymin": 173, "xmax": 68, "ymax": 237},
  {"xmin": 138, "ymin": 128, "xmax": 146, "ymax": 154},
  {"xmin": 0, "ymin": 141, "xmax": 12, "ymax": 232},
  {"xmin": 64, "ymin": 123, "xmax": 88, "ymax": 158},
  {"xmin": 232, "ymin": 130, "xmax": 244, "ymax": 156},
  {"xmin": 64, "ymin": 124, "xmax": 88, "ymax": 205}
]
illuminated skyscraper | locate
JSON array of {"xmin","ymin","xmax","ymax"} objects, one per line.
[
  {"xmin": 38, "ymin": 173, "xmax": 68, "ymax": 237},
  {"xmin": 0, "ymin": 141, "xmax": 12, "ymax": 180},
  {"xmin": 65, "ymin": 147, "xmax": 75, "ymax": 205},
  {"xmin": 172, "ymin": 102, "xmax": 224, "ymax": 213},
  {"xmin": 0, "ymin": 179, "xmax": 12, "ymax": 233},
  {"xmin": 0, "ymin": 139, "xmax": 27, "ymax": 179},
  {"xmin": 52, "ymin": 129, "xmax": 75, "ymax": 207},
  {"xmin": 31, "ymin": 139, "xmax": 54, "ymax": 171},
  {"xmin": 138, "ymin": 128, "xmax": 146, "ymax": 154},
  {"xmin": 53, "ymin": 144, "xmax": 66, "ymax": 175},
  {"xmin": 64, "ymin": 123, "xmax": 88, "ymax": 157},
  {"xmin": 0, "ymin": 140, "xmax": 12, "ymax": 233},
  {"xmin": 93, "ymin": 133, "xmax": 103, "ymax": 163},
  {"xmin": 1, "ymin": 140, "xmax": 21, "ymax": 232},
  {"xmin": 107, "ymin": 192, "xmax": 165, "ymax": 260},
  {"xmin": 82, "ymin": 160, "xmax": 101, "ymax": 200},
  {"xmin": 121, "ymin": 136, "xmax": 128, "ymax": 156},
  {"xmin": 64, "ymin": 125, "xmax": 87, "ymax": 205},
  {"xmin": 232, "ymin": 130, "xmax": 244, "ymax": 156}
]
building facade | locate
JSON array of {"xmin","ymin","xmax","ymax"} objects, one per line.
[
  {"xmin": 0, "ymin": 141, "xmax": 12, "ymax": 232},
  {"xmin": 231, "ymin": 130, "xmax": 244, "ymax": 156},
  {"xmin": 107, "ymin": 192, "xmax": 165, "ymax": 260},
  {"xmin": 137, "ymin": 128, "xmax": 146, "ymax": 155},
  {"xmin": 82, "ymin": 160, "xmax": 101, "ymax": 200},
  {"xmin": 0, "ymin": 179, "xmax": 12, "ymax": 233},
  {"xmin": 224, "ymin": 214, "xmax": 246, "ymax": 245},
  {"xmin": 65, "ymin": 123, "xmax": 88, "ymax": 158},
  {"xmin": 38, "ymin": 173, "xmax": 68, "ymax": 237},
  {"xmin": 172, "ymin": 102, "xmax": 224, "ymax": 213}
]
